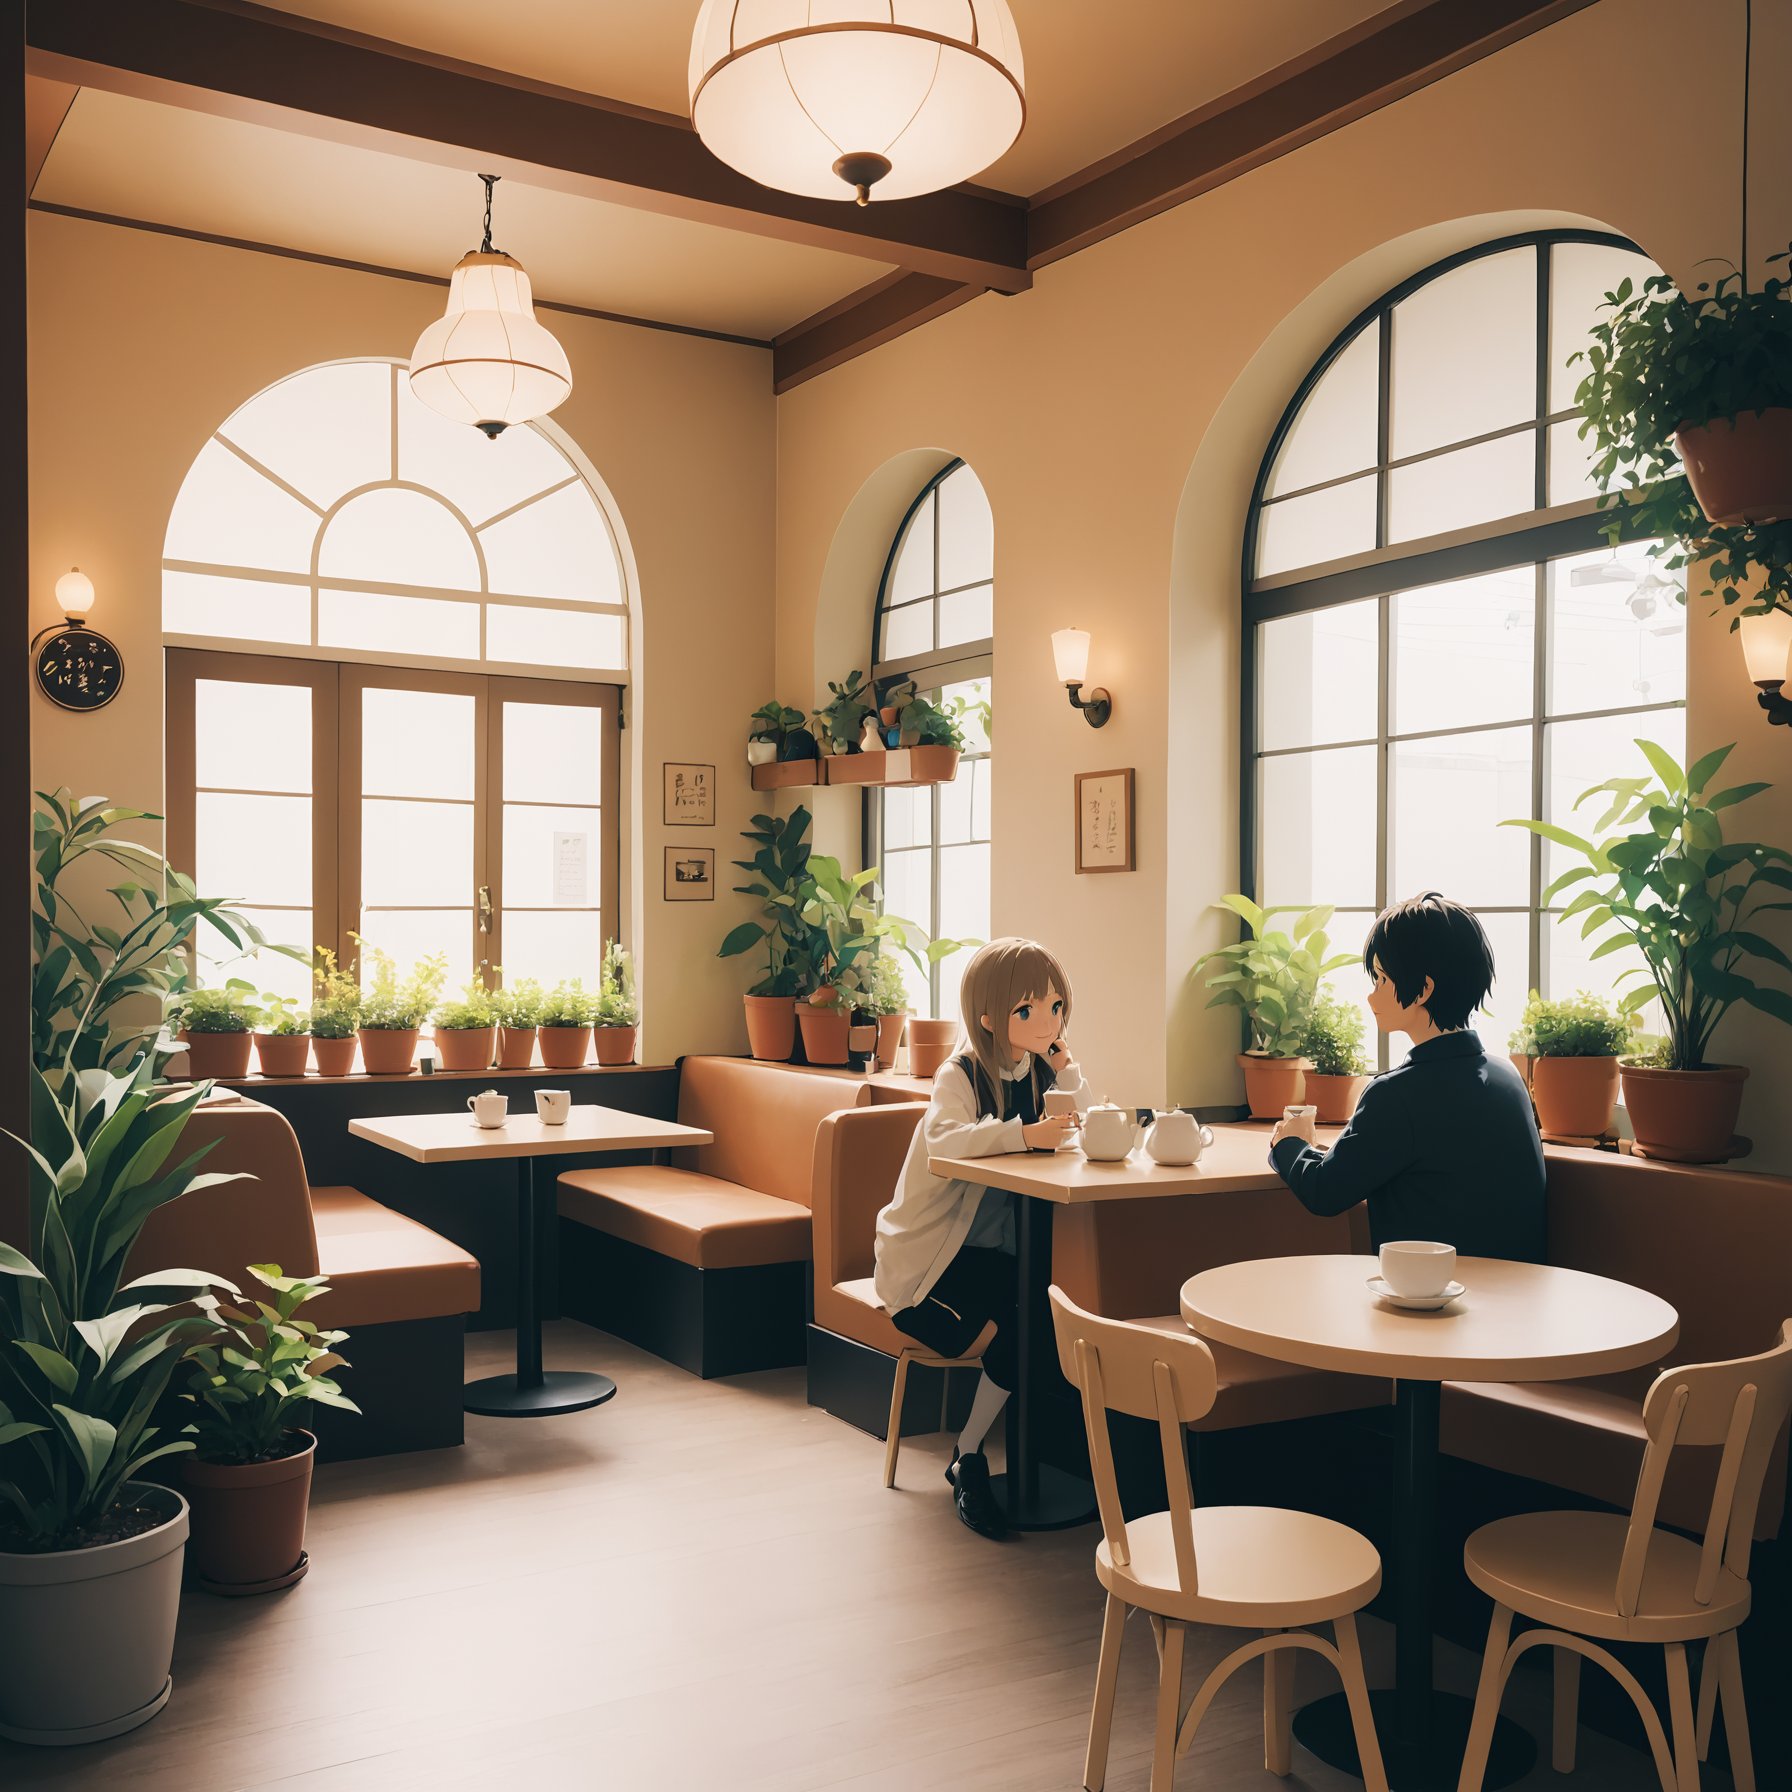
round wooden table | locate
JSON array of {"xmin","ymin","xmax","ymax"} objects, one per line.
[{"xmin": 1180, "ymin": 1255, "xmax": 1678, "ymax": 1792}]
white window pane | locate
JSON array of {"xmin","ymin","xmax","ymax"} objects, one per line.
[
  {"xmin": 1542, "ymin": 709, "xmax": 1686, "ymax": 891},
  {"xmin": 881, "ymin": 600, "xmax": 933, "ymax": 661},
  {"xmin": 880, "ymin": 849, "xmax": 932, "ymax": 938},
  {"xmin": 1391, "ymin": 567, "xmax": 1535, "ymax": 736},
  {"xmin": 1545, "ymin": 417, "xmax": 1639, "ymax": 507},
  {"xmin": 195, "ymin": 792, "xmax": 310, "ymax": 906},
  {"xmin": 937, "ymin": 842, "xmax": 990, "ymax": 970},
  {"xmin": 936, "ymin": 466, "xmax": 993, "ymax": 589},
  {"xmin": 1542, "ymin": 905, "xmax": 1659, "ymax": 1036},
  {"xmin": 500, "ymin": 909, "xmax": 601, "ymax": 990},
  {"xmin": 356, "ymin": 910, "xmax": 473, "ymax": 993},
  {"xmin": 1258, "ymin": 600, "xmax": 1378, "ymax": 750},
  {"xmin": 888, "ymin": 495, "xmax": 934, "ymax": 605},
  {"xmin": 1471, "ymin": 909, "xmax": 1530, "ymax": 1058},
  {"xmin": 479, "ymin": 481, "xmax": 621, "ymax": 604},
  {"xmin": 163, "ymin": 570, "xmax": 311, "ymax": 645},
  {"xmin": 396, "ymin": 384, "xmax": 574, "ymax": 526},
  {"xmin": 1319, "ymin": 917, "xmax": 1382, "ymax": 1070},
  {"xmin": 217, "ymin": 362, "xmax": 391, "ymax": 510},
  {"xmin": 318, "ymin": 488, "xmax": 480, "ymax": 591},
  {"xmin": 503, "ymin": 804, "xmax": 599, "ymax": 906},
  {"xmin": 970, "ymin": 756, "xmax": 991, "ymax": 840},
  {"xmin": 1390, "ymin": 248, "xmax": 1536, "ymax": 457},
  {"xmin": 1391, "ymin": 726, "xmax": 1532, "ymax": 907},
  {"xmin": 195, "ymin": 680, "xmax": 310, "ymax": 793},
  {"xmin": 363, "ymin": 688, "xmax": 475, "ymax": 800},
  {"xmin": 164, "ymin": 438, "xmax": 319, "ymax": 573},
  {"xmin": 197, "ymin": 908, "xmax": 312, "ymax": 1001},
  {"xmin": 1259, "ymin": 746, "xmax": 1377, "ymax": 908},
  {"xmin": 938, "ymin": 583, "xmax": 993, "ymax": 648},
  {"xmin": 1255, "ymin": 476, "xmax": 1377, "ymax": 578},
  {"xmin": 319, "ymin": 589, "xmax": 482, "ymax": 659},
  {"xmin": 881, "ymin": 785, "xmax": 932, "ymax": 851},
  {"xmin": 940, "ymin": 764, "xmax": 974, "ymax": 846},
  {"xmin": 503, "ymin": 703, "xmax": 601, "ymax": 805},
  {"xmin": 486, "ymin": 604, "xmax": 624, "ymax": 670},
  {"xmin": 1266, "ymin": 326, "xmax": 1379, "ymax": 498},
  {"xmin": 1548, "ymin": 546, "xmax": 1686, "ymax": 716},
  {"xmin": 362, "ymin": 798, "xmax": 473, "ymax": 906},
  {"xmin": 1549, "ymin": 243, "xmax": 1658, "ymax": 412},
  {"xmin": 938, "ymin": 678, "xmax": 992, "ymax": 754},
  {"xmin": 1388, "ymin": 432, "xmax": 1536, "ymax": 543}
]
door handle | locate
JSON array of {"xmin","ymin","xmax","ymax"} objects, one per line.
[{"xmin": 478, "ymin": 885, "xmax": 494, "ymax": 934}]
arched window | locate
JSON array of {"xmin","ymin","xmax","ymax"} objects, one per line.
[
  {"xmin": 868, "ymin": 460, "xmax": 994, "ymax": 1023},
  {"xmin": 163, "ymin": 360, "xmax": 626, "ymax": 1004},
  {"xmin": 1243, "ymin": 233, "xmax": 1683, "ymax": 1062}
]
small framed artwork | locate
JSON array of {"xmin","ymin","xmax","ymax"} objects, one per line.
[
  {"xmin": 663, "ymin": 762, "xmax": 715, "ymax": 827},
  {"xmin": 1075, "ymin": 768, "xmax": 1135, "ymax": 874},
  {"xmin": 664, "ymin": 845, "xmax": 716, "ymax": 901}
]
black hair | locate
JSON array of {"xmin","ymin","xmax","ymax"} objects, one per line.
[{"xmin": 1361, "ymin": 892, "xmax": 1495, "ymax": 1031}]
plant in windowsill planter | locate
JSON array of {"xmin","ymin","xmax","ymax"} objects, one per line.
[
  {"xmin": 431, "ymin": 975, "xmax": 497, "ymax": 1073},
  {"xmin": 1299, "ymin": 990, "xmax": 1371, "ymax": 1125},
  {"xmin": 354, "ymin": 940, "xmax": 448, "ymax": 1076},
  {"xmin": 253, "ymin": 992, "xmax": 312, "ymax": 1079},
  {"xmin": 861, "ymin": 950, "xmax": 911, "ymax": 1069},
  {"xmin": 719, "ymin": 806, "xmax": 813, "ymax": 1061},
  {"xmin": 172, "ymin": 981, "xmax": 259, "ymax": 1081},
  {"xmin": 1507, "ymin": 990, "xmax": 1634, "ymax": 1141},
  {"xmin": 791, "ymin": 858, "xmax": 933, "ymax": 1066},
  {"xmin": 1194, "ymin": 897, "xmax": 1356, "ymax": 1120},
  {"xmin": 1506, "ymin": 739, "xmax": 1792, "ymax": 1162},
  {"xmin": 176, "ymin": 1265, "xmax": 357, "ymax": 1596},
  {"xmin": 308, "ymin": 948, "xmax": 360, "ymax": 1077},
  {"xmin": 490, "ymin": 976, "xmax": 544, "ymax": 1069},
  {"xmin": 591, "ymin": 941, "xmax": 639, "ymax": 1066},
  {"xmin": 536, "ymin": 979, "xmax": 594, "ymax": 1069},
  {"xmin": 815, "ymin": 669, "xmax": 874, "ymax": 757}
]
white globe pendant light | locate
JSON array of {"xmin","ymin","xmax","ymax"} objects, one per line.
[
  {"xmin": 409, "ymin": 175, "xmax": 572, "ymax": 438},
  {"xmin": 689, "ymin": 1, "xmax": 1025, "ymax": 205}
]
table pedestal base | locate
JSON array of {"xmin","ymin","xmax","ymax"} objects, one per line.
[
  {"xmin": 464, "ymin": 1369, "xmax": 617, "ymax": 1418},
  {"xmin": 1293, "ymin": 1689, "xmax": 1535, "ymax": 1792},
  {"xmin": 988, "ymin": 1462, "xmax": 1098, "ymax": 1531}
]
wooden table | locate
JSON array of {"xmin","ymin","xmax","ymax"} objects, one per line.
[
  {"xmin": 350, "ymin": 1103, "xmax": 712, "ymax": 1418},
  {"xmin": 1180, "ymin": 1254, "xmax": 1679, "ymax": 1791}
]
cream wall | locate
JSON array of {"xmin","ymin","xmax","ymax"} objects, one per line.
[
  {"xmin": 27, "ymin": 209, "xmax": 775, "ymax": 1063},
  {"xmin": 774, "ymin": 0, "xmax": 1792, "ymax": 1163}
]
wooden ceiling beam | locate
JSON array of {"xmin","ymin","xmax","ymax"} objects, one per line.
[{"xmin": 773, "ymin": 272, "xmax": 985, "ymax": 394}]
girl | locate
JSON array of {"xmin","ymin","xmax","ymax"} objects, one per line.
[{"xmin": 874, "ymin": 938, "xmax": 1087, "ymax": 1539}]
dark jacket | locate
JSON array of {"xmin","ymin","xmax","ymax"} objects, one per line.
[{"xmin": 1269, "ymin": 1030, "xmax": 1546, "ymax": 1262}]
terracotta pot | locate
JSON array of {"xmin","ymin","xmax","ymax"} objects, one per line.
[
  {"xmin": 0, "ymin": 1482, "xmax": 187, "ymax": 1746},
  {"xmin": 1530, "ymin": 1055, "xmax": 1621, "ymax": 1139},
  {"xmin": 1304, "ymin": 1071, "xmax": 1366, "ymax": 1126},
  {"xmin": 253, "ymin": 1032, "xmax": 311, "ymax": 1078},
  {"xmin": 182, "ymin": 1431, "xmax": 315, "ymax": 1595},
  {"xmin": 1619, "ymin": 1061, "xmax": 1748, "ymax": 1163},
  {"xmin": 434, "ymin": 1025, "xmax": 494, "ymax": 1072},
  {"xmin": 1675, "ymin": 408, "xmax": 1792, "ymax": 525},
  {"xmin": 875, "ymin": 1012, "xmax": 906, "ymax": 1069},
  {"xmin": 537, "ymin": 1025, "xmax": 591, "ymax": 1069},
  {"xmin": 905, "ymin": 1017, "xmax": 959, "ymax": 1078},
  {"xmin": 180, "ymin": 1029, "xmax": 253, "ymax": 1081},
  {"xmin": 743, "ymin": 995, "xmax": 796, "ymax": 1062},
  {"xmin": 879, "ymin": 706, "xmax": 900, "ymax": 726},
  {"xmin": 593, "ymin": 1024, "xmax": 637, "ymax": 1066},
  {"xmin": 311, "ymin": 1034, "xmax": 357, "ymax": 1077},
  {"xmin": 495, "ymin": 1026, "xmax": 538, "ymax": 1069},
  {"xmin": 357, "ymin": 1027, "xmax": 418, "ymax": 1075},
  {"xmin": 1238, "ymin": 1052, "xmax": 1309, "ymax": 1121},
  {"xmin": 797, "ymin": 1003, "xmax": 851, "ymax": 1066}
]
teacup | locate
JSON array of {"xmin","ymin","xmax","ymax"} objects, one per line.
[
  {"xmin": 535, "ymin": 1089, "xmax": 571, "ymax": 1126},
  {"xmin": 467, "ymin": 1090, "xmax": 508, "ymax": 1129},
  {"xmin": 1042, "ymin": 1090, "xmax": 1080, "ymax": 1120},
  {"xmin": 1282, "ymin": 1103, "xmax": 1318, "ymax": 1144},
  {"xmin": 1379, "ymin": 1240, "xmax": 1457, "ymax": 1299}
]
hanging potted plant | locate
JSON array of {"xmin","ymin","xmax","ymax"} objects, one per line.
[
  {"xmin": 431, "ymin": 975, "xmax": 497, "ymax": 1072},
  {"xmin": 355, "ymin": 942, "xmax": 447, "ymax": 1076},
  {"xmin": 1194, "ymin": 897, "xmax": 1355, "ymax": 1120},
  {"xmin": 1299, "ymin": 989, "xmax": 1371, "ymax": 1125},
  {"xmin": 308, "ymin": 948, "xmax": 361, "ymax": 1077},
  {"xmin": 252, "ymin": 991, "xmax": 312, "ymax": 1078},
  {"xmin": 172, "ymin": 981, "xmax": 259, "ymax": 1081},
  {"xmin": 719, "ymin": 806, "xmax": 814, "ymax": 1060},
  {"xmin": 491, "ymin": 976, "xmax": 544, "ymax": 1069},
  {"xmin": 1507, "ymin": 990, "xmax": 1633, "ymax": 1140},
  {"xmin": 592, "ymin": 941, "xmax": 640, "ymax": 1065},
  {"xmin": 537, "ymin": 979, "xmax": 593, "ymax": 1069},
  {"xmin": 1507, "ymin": 739, "xmax": 1792, "ymax": 1162},
  {"xmin": 177, "ymin": 1265, "xmax": 358, "ymax": 1596}
]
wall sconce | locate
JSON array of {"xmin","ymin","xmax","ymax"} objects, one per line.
[
  {"xmin": 34, "ymin": 567, "xmax": 124, "ymax": 712},
  {"xmin": 1739, "ymin": 608, "xmax": 1792, "ymax": 727},
  {"xmin": 1051, "ymin": 627, "xmax": 1112, "ymax": 728}
]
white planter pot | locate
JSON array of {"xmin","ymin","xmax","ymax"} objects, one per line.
[
  {"xmin": 746, "ymin": 738, "xmax": 777, "ymax": 766},
  {"xmin": 0, "ymin": 1482, "xmax": 188, "ymax": 1745}
]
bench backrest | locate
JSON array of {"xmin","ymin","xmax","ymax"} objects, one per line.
[{"xmin": 812, "ymin": 1103, "xmax": 927, "ymax": 1288}]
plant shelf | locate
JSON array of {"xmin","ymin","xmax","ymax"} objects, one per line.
[
  {"xmin": 822, "ymin": 746, "xmax": 961, "ymax": 788},
  {"xmin": 750, "ymin": 759, "xmax": 825, "ymax": 791}
]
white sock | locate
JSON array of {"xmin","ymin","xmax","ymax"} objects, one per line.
[{"xmin": 958, "ymin": 1372, "xmax": 1009, "ymax": 1457}]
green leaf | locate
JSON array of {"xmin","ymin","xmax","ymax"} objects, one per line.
[
  {"xmin": 1685, "ymin": 744, "xmax": 1734, "ymax": 794},
  {"xmin": 1504, "ymin": 818, "xmax": 1597, "ymax": 858},
  {"xmin": 51, "ymin": 1407, "xmax": 116, "ymax": 1496},
  {"xmin": 14, "ymin": 1341, "xmax": 79, "ymax": 1396},
  {"xmin": 1635, "ymin": 738, "xmax": 1685, "ymax": 794},
  {"xmin": 1707, "ymin": 782, "xmax": 1770, "ymax": 812}
]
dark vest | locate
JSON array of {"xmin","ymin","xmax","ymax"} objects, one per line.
[{"xmin": 954, "ymin": 1052, "xmax": 1056, "ymax": 1125}]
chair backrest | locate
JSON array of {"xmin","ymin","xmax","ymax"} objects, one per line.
[
  {"xmin": 1618, "ymin": 1320, "xmax": 1792, "ymax": 1615},
  {"xmin": 810, "ymin": 1103, "xmax": 926, "ymax": 1289},
  {"xmin": 1050, "ymin": 1285, "xmax": 1218, "ymax": 1592}
]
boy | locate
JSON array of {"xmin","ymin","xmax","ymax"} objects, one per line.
[{"xmin": 1268, "ymin": 891, "xmax": 1545, "ymax": 1262}]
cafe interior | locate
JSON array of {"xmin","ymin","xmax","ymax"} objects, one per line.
[{"xmin": 6, "ymin": 1, "xmax": 1792, "ymax": 1787}]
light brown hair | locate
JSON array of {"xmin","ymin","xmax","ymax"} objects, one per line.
[{"xmin": 957, "ymin": 937, "xmax": 1073, "ymax": 1115}]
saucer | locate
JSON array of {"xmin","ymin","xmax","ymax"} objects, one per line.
[{"xmin": 1367, "ymin": 1275, "xmax": 1464, "ymax": 1311}]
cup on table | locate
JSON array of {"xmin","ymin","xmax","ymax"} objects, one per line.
[
  {"xmin": 1281, "ymin": 1103, "xmax": 1318, "ymax": 1145},
  {"xmin": 467, "ymin": 1089, "xmax": 508, "ymax": 1129},
  {"xmin": 1042, "ymin": 1087, "xmax": 1081, "ymax": 1150},
  {"xmin": 535, "ymin": 1088, "xmax": 571, "ymax": 1126},
  {"xmin": 1379, "ymin": 1240, "xmax": 1457, "ymax": 1299}
]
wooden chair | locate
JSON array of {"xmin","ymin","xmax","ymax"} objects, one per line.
[
  {"xmin": 1050, "ymin": 1286, "xmax": 1388, "ymax": 1792},
  {"xmin": 883, "ymin": 1339, "xmax": 986, "ymax": 1489},
  {"xmin": 1457, "ymin": 1320, "xmax": 1792, "ymax": 1792}
]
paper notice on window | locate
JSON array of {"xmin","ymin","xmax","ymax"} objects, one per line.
[{"xmin": 552, "ymin": 830, "xmax": 591, "ymax": 904}]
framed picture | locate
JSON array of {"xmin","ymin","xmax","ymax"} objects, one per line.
[
  {"xmin": 664, "ymin": 845, "xmax": 716, "ymax": 901},
  {"xmin": 1075, "ymin": 768, "xmax": 1135, "ymax": 874},
  {"xmin": 663, "ymin": 761, "xmax": 715, "ymax": 827}
]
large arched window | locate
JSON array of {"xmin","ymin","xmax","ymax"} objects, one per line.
[
  {"xmin": 1243, "ymin": 233, "xmax": 1684, "ymax": 1062},
  {"xmin": 867, "ymin": 460, "xmax": 993, "ymax": 1022}
]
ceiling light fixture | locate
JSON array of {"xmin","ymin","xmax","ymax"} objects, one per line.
[
  {"xmin": 688, "ymin": 1, "xmax": 1025, "ymax": 206},
  {"xmin": 409, "ymin": 174, "xmax": 572, "ymax": 438}
]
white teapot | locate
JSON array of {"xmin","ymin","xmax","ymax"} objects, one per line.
[
  {"xmin": 1144, "ymin": 1109, "xmax": 1214, "ymax": 1166},
  {"xmin": 1079, "ymin": 1103, "xmax": 1142, "ymax": 1162}
]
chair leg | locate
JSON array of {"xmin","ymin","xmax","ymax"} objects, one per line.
[
  {"xmin": 1695, "ymin": 1638, "xmax": 1718, "ymax": 1763},
  {"xmin": 1263, "ymin": 1630, "xmax": 1293, "ymax": 1776},
  {"xmin": 882, "ymin": 1352, "xmax": 911, "ymax": 1489},
  {"xmin": 1663, "ymin": 1642, "xmax": 1700, "ymax": 1792},
  {"xmin": 1151, "ymin": 1620, "xmax": 1186, "ymax": 1792},
  {"xmin": 1083, "ymin": 1593, "xmax": 1126, "ymax": 1792},
  {"xmin": 1553, "ymin": 1645, "xmax": 1581, "ymax": 1773},
  {"xmin": 1457, "ymin": 1603, "xmax": 1516, "ymax": 1792},
  {"xmin": 1333, "ymin": 1613, "xmax": 1388, "ymax": 1792},
  {"xmin": 1714, "ymin": 1631, "xmax": 1755, "ymax": 1792}
]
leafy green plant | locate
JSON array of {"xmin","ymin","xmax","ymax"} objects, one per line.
[
  {"xmin": 491, "ymin": 977, "xmax": 545, "ymax": 1029},
  {"xmin": 793, "ymin": 858, "xmax": 940, "ymax": 1005},
  {"xmin": 433, "ymin": 976, "xmax": 496, "ymax": 1031},
  {"xmin": 180, "ymin": 1266, "xmax": 358, "ymax": 1465},
  {"xmin": 1508, "ymin": 990, "xmax": 1634, "ymax": 1059},
  {"xmin": 900, "ymin": 685, "xmax": 990, "ymax": 751},
  {"xmin": 593, "ymin": 941, "xmax": 639, "ymax": 1028},
  {"xmin": 749, "ymin": 701, "xmax": 807, "ymax": 742},
  {"xmin": 355, "ymin": 940, "xmax": 448, "ymax": 1030},
  {"xmin": 257, "ymin": 992, "xmax": 310, "ymax": 1037},
  {"xmin": 309, "ymin": 948, "xmax": 360, "ymax": 1039},
  {"xmin": 1193, "ymin": 897, "xmax": 1357, "ymax": 1058},
  {"xmin": 861, "ymin": 950, "xmax": 912, "ymax": 1018},
  {"xmin": 1505, "ymin": 740, "xmax": 1792, "ymax": 1071},
  {"xmin": 538, "ymin": 979, "xmax": 594, "ymax": 1029},
  {"xmin": 816, "ymin": 669, "xmax": 874, "ymax": 752},
  {"xmin": 174, "ymin": 981, "xmax": 258, "ymax": 1034},
  {"xmin": 1302, "ymin": 990, "xmax": 1370, "ymax": 1077},
  {"xmin": 720, "ymin": 807, "xmax": 815, "ymax": 998}
]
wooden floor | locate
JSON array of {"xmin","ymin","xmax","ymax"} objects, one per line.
[{"xmin": 2, "ymin": 1322, "xmax": 1728, "ymax": 1791}]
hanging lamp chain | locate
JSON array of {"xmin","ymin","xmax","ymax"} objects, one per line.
[{"xmin": 479, "ymin": 172, "xmax": 500, "ymax": 254}]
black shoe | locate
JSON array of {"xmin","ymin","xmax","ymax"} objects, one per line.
[{"xmin": 945, "ymin": 1449, "xmax": 1009, "ymax": 1540}]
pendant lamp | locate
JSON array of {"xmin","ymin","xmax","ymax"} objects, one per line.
[
  {"xmin": 688, "ymin": 1, "xmax": 1025, "ymax": 205},
  {"xmin": 409, "ymin": 175, "xmax": 572, "ymax": 438}
]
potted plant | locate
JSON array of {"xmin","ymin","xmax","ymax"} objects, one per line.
[
  {"xmin": 1507, "ymin": 990, "xmax": 1633, "ymax": 1140},
  {"xmin": 177, "ymin": 1265, "xmax": 358, "ymax": 1596},
  {"xmin": 719, "ymin": 807, "xmax": 814, "ymax": 1060},
  {"xmin": 1300, "ymin": 989, "xmax": 1371, "ymax": 1125},
  {"xmin": 355, "ymin": 941, "xmax": 448, "ymax": 1076},
  {"xmin": 308, "ymin": 948, "xmax": 360, "ymax": 1077},
  {"xmin": 253, "ymin": 991, "xmax": 312, "ymax": 1078},
  {"xmin": 815, "ymin": 669, "xmax": 874, "ymax": 757},
  {"xmin": 591, "ymin": 941, "xmax": 640, "ymax": 1066},
  {"xmin": 172, "ymin": 980, "xmax": 259, "ymax": 1080},
  {"xmin": 431, "ymin": 975, "xmax": 496, "ymax": 1072},
  {"xmin": 537, "ymin": 979, "xmax": 593, "ymax": 1069},
  {"xmin": 878, "ymin": 676, "xmax": 917, "ymax": 735},
  {"xmin": 0, "ymin": 1061, "xmax": 247, "ymax": 1745},
  {"xmin": 1506, "ymin": 740, "xmax": 1792, "ymax": 1161},
  {"xmin": 748, "ymin": 701, "xmax": 811, "ymax": 767},
  {"xmin": 1194, "ymin": 897, "xmax": 1356, "ymax": 1120},
  {"xmin": 862, "ymin": 918, "xmax": 978, "ymax": 1074},
  {"xmin": 491, "ymin": 976, "xmax": 544, "ymax": 1068},
  {"xmin": 861, "ymin": 950, "xmax": 911, "ymax": 1068}
]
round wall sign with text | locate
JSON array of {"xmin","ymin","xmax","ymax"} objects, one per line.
[{"xmin": 35, "ymin": 627, "xmax": 125, "ymax": 712}]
